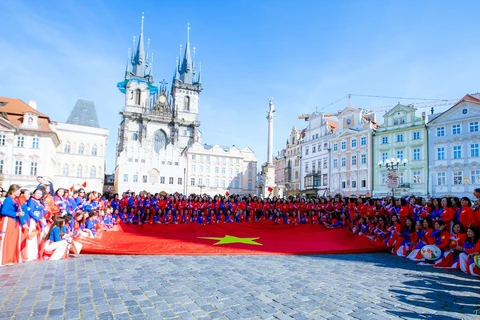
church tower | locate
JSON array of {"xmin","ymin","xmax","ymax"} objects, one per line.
[{"xmin": 171, "ymin": 24, "xmax": 203, "ymax": 147}]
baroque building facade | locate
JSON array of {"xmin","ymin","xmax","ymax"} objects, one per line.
[
  {"xmin": 185, "ymin": 143, "xmax": 257, "ymax": 196},
  {"xmin": 54, "ymin": 99, "xmax": 109, "ymax": 192},
  {"xmin": 283, "ymin": 126, "xmax": 303, "ymax": 197},
  {"xmin": 299, "ymin": 112, "xmax": 337, "ymax": 197},
  {"xmin": 329, "ymin": 106, "xmax": 377, "ymax": 197},
  {"xmin": 0, "ymin": 97, "xmax": 59, "ymax": 189},
  {"xmin": 428, "ymin": 94, "xmax": 480, "ymax": 198},
  {"xmin": 372, "ymin": 104, "xmax": 428, "ymax": 198}
]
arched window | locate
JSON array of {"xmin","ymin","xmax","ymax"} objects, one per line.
[
  {"xmin": 64, "ymin": 142, "xmax": 71, "ymax": 154},
  {"xmin": 76, "ymin": 165, "xmax": 83, "ymax": 177},
  {"xmin": 89, "ymin": 166, "xmax": 96, "ymax": 178},
  {"xmin": 62, "ymin": 164, "xmax": 69, "ymax": 176},
  {"xmin": 132, "ymin": 133, "xmax": 138, "ymax": 141},
  {"xmin": 91, "ymin": 145, "xmax": 98, "ymax": 156},
  {"xmin": 135, "ymin": 89, "xmax": 141, "ymax": 105},
  {"xmin": 184, "ymin": 96, "xmax": 190, "ymax": 111},
  {"xmin": 153, "ymin": 130, "xmax": 167, "ymax": 152},
  {"xmin": 78, "ymin": 144, "xmax": 84, "ymax": 155}
]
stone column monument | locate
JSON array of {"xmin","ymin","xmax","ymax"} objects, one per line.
[{"xmin": 262, "ymin": 99, "xmax": 277, "ymax": 198}]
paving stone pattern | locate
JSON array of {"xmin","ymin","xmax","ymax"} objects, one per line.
[{"xmin": 0, "ymin": 253, "xmax": 479, "ymax": 319}]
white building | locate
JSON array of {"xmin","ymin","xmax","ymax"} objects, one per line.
[
  {"xmin": 330, "ymin": 106, "xmax": 377, "ymax": 197},
  {"xmin": 283, "ymin": 126, "xmax": 303, "ymax": 197},
  {"xmin": 299, "ymin": 112, "xmax": 337, "ymax": 197},
  {"xmin": 0, "ymin": 97, "xmax": 60, "ymax": 190},
  {"xmin": 428, "ymin": 94, "xmax": 480, "ymax": 199},
  {"xmin": 114, "ymin": 19, "xmax": 201, "ymax": 194},
  {"xmin": 54, "ymin": 99, "xmax": 109, "ymax": 192},
  {"xmin": 185, "ymin": 143, "xmax": 257, "ymax": 196}
]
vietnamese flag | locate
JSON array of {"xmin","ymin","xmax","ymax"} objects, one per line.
[
  {"xmin": 82, "ymin": 181, "xmax": 87, "ymax": 188},
  {"xmin": 267, "ymin": 187, "xmax": 273, "ymax": 192},
  {"xmin": 78, "ymin": 221, "xmax": 385, "ymax": 255},
  {"xmin": 69, "ymin": 184, "xmax": 75, "ymax": 192},
  {"xmin": 225, "ymin": 191, "xmax": 230, "ymax": 196}
]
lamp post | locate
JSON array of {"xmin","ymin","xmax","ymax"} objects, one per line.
[
  {"xmin": 378, "ymin": 158, "xmax": 408, "ymax": 199},
  {"xmin": 197, "ymin": 184, "xmax": 205, "ymax": 195}
]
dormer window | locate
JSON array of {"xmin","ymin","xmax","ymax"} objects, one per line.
[{"xmin": 23, "ymin": 113, "xmax": 38, "ymax": 127}]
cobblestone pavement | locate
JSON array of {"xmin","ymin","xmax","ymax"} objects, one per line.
[{"xmin": 0, "ymin": 253, "xmax": 479, "ymax": 320}]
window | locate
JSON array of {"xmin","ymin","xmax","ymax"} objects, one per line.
[
  {"xmin": 123, "ymin": 174, "xmax": 128, "ymax": 182},
  {"xmin": 160, "ymin": 176, "xmax": 165, "ymax": 184},
  {"xmin": 341, "ymin": 157, "xmax": 346, "ymax": 167},
  {"xmin": 360, "ymin": 137, "xmax": 366, "ymax": 146},
  {"xmin": 234, "ymin": 180, "xmax": 239, "ymax": 188},
  {"xmin": 381, "ymin": 173, "xmax": 387, "ymax": 185},
  {"xmin": 471, "ymin": 144, "xmax": 479, "ymax": 157},
  {"xmin": 382, "ymin": 153, "xmax": 388, "ymax": 162},
  {"xmin": 470, "ymin": 121, "xmax": 479, "ymax": 132},
  {"xmin": 205, "ymin": 178, "xmax": 210, "ymax": 186},
  {"xmin": 16, "ymin": 136, "xmax": 24, "ymax": 147},
  {"xmin": 361, "ymin": 154, "xmax": 366, "ymax": 164},
  {"xmin": 453, "ymin": 171, "xmax": 463, "ymax": 185},
  {"xmin": 143, "ymin": 175, "xmax": 148, "ymax": 183},
  {"xmin": 89, "ymin": 166, "xmax": 96, "ymax": 178},
  {"xmin": 191, "ymin": 178, "xmax": 195, "ymax": 186},
  {"xmin": 312, "ymin": 146, "xmax": 316, "ymax": 153},
  {"xmin": 333, "ymin": 144, "xmax": 338, "ymax": 151},
  {"xmin": 397, "ymin": 150, "xmax": 403, "ymax": 160},
  {"xmin": 361, "ymin": 180, "xmax": 366, "ymax": 188},
  {"xmin": 206, "ymin": 156, "xmax": 210, "ymax": 161},
  {"xmin": 398, "ymin": 172, "xmax": 404, "ymax": 185},
  {"xmin": 305, "ymin": 163, "xmax": 309, "ymax": 172},
  {"xmin": 453, "ymin": 146, "xmax": 462, "ymax": 159},
  {"xmin": 169, "ymin": 177, "xmax": 174, "ymax": 184},
  {"xmin": 471, "ymin": 170, "xmax": 480, "ymax": 184},
  {"xmin": 437, "ymin": 172, "xmax": 446, "ymax": 185},
  {"xmin": 341, "ymin": 141, "xmax": 346, "ymax": 150},
  {"xmin": 215, "ymin": 167, "xmax": 219, "ymax": 174},
  {"xmin": 248, "ymin": 182, "xmax": 253, "ymax": 191},
  {"xmin": 235, "ymin": 168, "xmax": 239, "ymax": 174},
  {"xmin": 215, "ymin": 179, "xmax": 219, "ymax": 187},
  {"xmin": 413, "ymin": 148, "xmax": 420, "ymax": 161},
  {"xmin": 191, "ymin": 164, "xmax": 196, "ymax": 172},
  {"xmin": 0, "ymin": 159, "xmax": 3, "ymax": 173},
  {"xmin": 396, "ymin": 134, "xmax": 404, "ymax": 142},
  {"xmin": 28, "ymin": 161, "xmax": 37, "ymax": 176},
  {"xmin": 205, "ymin": 166, "xmax": 210, "ymax": 173},
  {"xmin": 0, "ymin": 134, "xmax": 5, "ymax": 146},
  {"xmin": 333, "ymin": 159, "xmax": 338, "ymax": 168},
  {"xmin": 413, "ymin": 131, "xmax": 420, "ymax": 140},
  {"xmin": 154, "ymin": 130, "xmax": 167, "ymax": 152},
  {"xmin": 64, "ymin": 142, "xmax": 71, "ymax": 153},
  {"xmin": 78, "ymin": 144, "xmax": 84, "ymax": 155},
  {"xmin": 221, "ymin": 180, "xmax": 225, "ymax": 188},
  {"xmin": 76, "ymin": 165, "xmax": 82, "ymax": 177},
  {"xmin": 192, "ymin": 155, "xmax": 196, "ymax": 160},
  {"xmin": 248, "ymin": 171, "xmax": 253, "ymax": 178},
  {"xmin": 135, "ymin": 89, "xmax": 141, "ymax": 105},
  {"xmin": 199, "ymin": 165, "xmax": 203, "ymax": 173},
  {"xmin": 351, "ymin": 155, "xmax": 357, "ymax": 165},
  {"xmin": 437, "ymin": 127, "xmax": 445, "ymax": 137},
  {"xmin": 437, "ymin": 148, "xmax": 445, "ymax": 160},
  {"xmin": 413, "ymin": 171, "xmax": 421, "ymax": 184},
  {"xmin": 351, "ymin": 139, "xmax": 357, "ymax": 148},
  {"xmin": 92, "ymin": 145, "xmax": 98, "ymax": 156},
  {"xmin": 62, "ymin": 164, "xmax": 69, "ymax": 176},
  {"xmin": 318, "ymin": 144, "xmax": 321, "ymax": 151},
  {"xmin": 341, "ymin": 181, "xmax": 346, "ymax": 189},
  {"xmin": 382, "ymin": 137, "xmax": 388, "ymax": 144},
  {"xmin": 305, "ymin": 147, "xmax": 309, "ymax": 155},
  {"xmin": 323, "ymin": 159, "xmax": 327, "ymax": 169},
  {"xmin": 221, "ymin": 167, "xmax": 225, "ymax": 174},
  {"xmin": 229, "ymin": 168, "xmax": 233, "ymax": 175},
  {"xmin": 32, "ymin": 137, "xmax": 39, "ymax": 149},
  {"xmin": 133, "ymin": 175, "xmax": 138, "ymax": 183},
  {"xmin": 452, "ymin": 124, "xmax": 461, "ymax": 135},
  {"xmin": 312, "ymin": 162, "xmax": 316, "ymax": 173},
  {"xmin": 351, "ymin": 181, "xmax": 357, "ymax": 188}
]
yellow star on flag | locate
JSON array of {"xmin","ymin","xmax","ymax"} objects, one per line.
[{"xmin": 198, "ymin": 235, "xmax": 262, "ymax": 246}]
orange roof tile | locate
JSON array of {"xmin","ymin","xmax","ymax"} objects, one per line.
[{"xmin": 0, "ymin": 97, "xmax": 54, "ymax": 133}]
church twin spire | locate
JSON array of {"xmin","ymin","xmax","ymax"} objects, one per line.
[
  {"xmin": 126, "ymin": 13, "xmax": 152, "ymax": 81},
  {"xmin": 174, "ymin": 23, "xmax": 202, "ymax": 86}
]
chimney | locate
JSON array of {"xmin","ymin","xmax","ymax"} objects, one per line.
[
  {"xmin": 28, "ymin": 100, "xmax": 37, "ymax": 110},
  {"xmin": 421, "ymin": 112, "xmax": 426, "ymax": 120}
]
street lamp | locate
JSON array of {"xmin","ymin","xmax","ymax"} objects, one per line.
[
  {"xmin": 197, "ymin": 184, "xmax": 205, "ymax": 195},
  {"xmin": 378, "ymin": 158, "xmax": 408, "ymax": 198}
]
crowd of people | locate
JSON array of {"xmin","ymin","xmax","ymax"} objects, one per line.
[{"xmin": 1, "ymin": 176, "xmax": 479, "ymax": 276}]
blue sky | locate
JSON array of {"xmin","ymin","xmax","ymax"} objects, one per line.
[{"xmin": 1, "ymin": 0, "xmax": 479, "ymax": 173}]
